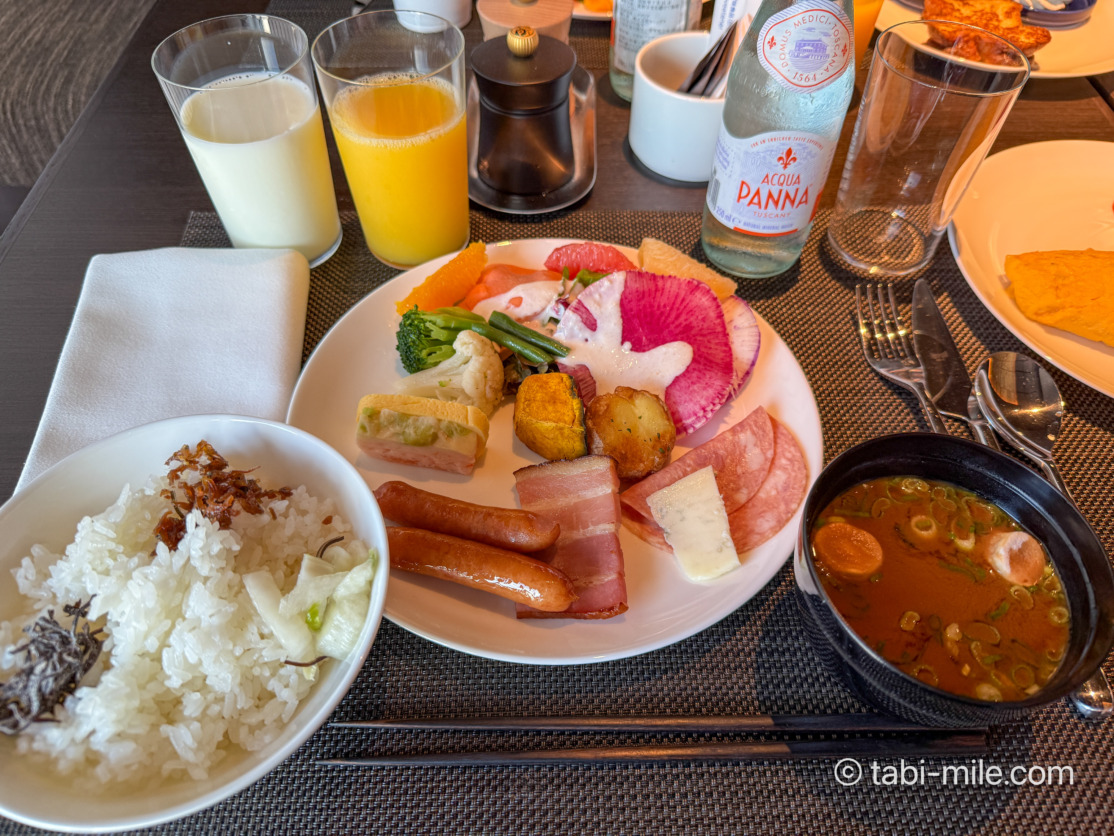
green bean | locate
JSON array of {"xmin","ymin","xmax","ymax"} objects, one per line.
[
  {"xmin": 488, "ymin": 311, "xmax": 570, "ymax": 357},
  {"xmin": 464, "ymin": 321, "xmax": 554, "ymax": 366}
]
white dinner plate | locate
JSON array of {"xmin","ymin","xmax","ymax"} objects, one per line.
[
  {"xmin": 572, "ymin": 0, "xmax": 710, "ymax": 21},
  {"xmin": 877, "ymin": 0, "xmax": 1114, "ymax": 78},
  {"xmin": 287, "ymin": 238, "xmax": 823, "ymax": 664},
  {"xmin": 948, "ymin": 140, "xmax": 1114, "ymax": 397}
]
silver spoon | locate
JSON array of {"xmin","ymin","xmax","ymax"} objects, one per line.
[
  {"xmin": 975, "ymin": 352, "xmax": 1069, "ymax": 494},
  {"xmin": 974, "ymin": 351, "xmax": 1112, "ymax": 721}
]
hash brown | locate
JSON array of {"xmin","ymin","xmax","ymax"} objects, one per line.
[{"xmin": 923, "ymin": 0, "xmax": 1051, "ymax": 65}]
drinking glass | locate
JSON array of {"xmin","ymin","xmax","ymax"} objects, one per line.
[
  {"xmin": 153, "ymin": 15, "xmax": 342, "ymax": 267},
  {"xmin": 312, "ymin": 10, "xmax": 469, "ymax": 269},
  {"xmin": 826, "ymin": 21, "xmax": 1029, "ymax": 277},
  {"xmin": 853, "ymin": 0, "xmax": 885, "ymax": 71}
]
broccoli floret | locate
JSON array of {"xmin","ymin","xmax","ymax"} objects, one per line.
[
  {"xmin": 394, "ymin": 330, "xmax": 505, "ymax": 417},
  {"xmin": 395, "ymin": 305, "xmax": 567, "ymax": 374},
  {"xmin": 395, "ymin": 307, "xmax": 479, "ymax": 373}
]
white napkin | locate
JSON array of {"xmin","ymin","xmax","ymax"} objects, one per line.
[{"xmin": 17, "ymin": 247, "xmax": 310, "ymax": 490}]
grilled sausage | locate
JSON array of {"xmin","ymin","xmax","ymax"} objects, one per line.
[
  {"xmin": 386, "ymin": 526, "xmax": 576, "ymax": 612},
  {"xmin": 374, "ymin": 480, "xmax": 559, "ymax": 553}
]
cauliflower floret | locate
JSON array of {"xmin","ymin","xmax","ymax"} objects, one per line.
[{"xmin": 393, "ymin": 330, "xmax": 505, "ymax": 417}]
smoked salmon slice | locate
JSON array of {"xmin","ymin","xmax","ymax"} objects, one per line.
[
  {"xmin": 458, "ymin": 263, "xmax": 561, "ymax": 311},
  {"xmin": 513, "ymin": 455, "xmax": 628, "ymax": 619}
]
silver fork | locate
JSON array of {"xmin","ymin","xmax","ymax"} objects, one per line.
[{"xmin": 855, "ymin": 283, "xmax": 948, "ymax": 433}]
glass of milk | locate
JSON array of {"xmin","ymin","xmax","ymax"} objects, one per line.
[{"xmin": 153, "ymin": 15, "xmax": 342, "ymax": 267}]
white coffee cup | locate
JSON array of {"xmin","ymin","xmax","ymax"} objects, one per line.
[
  {"xmin": 393, "ymin": 0, "xmax": 473, "ymax": 29},
  {"xmin": 629, "ymin": 31, "xmax": 726, "ymax": 183}
]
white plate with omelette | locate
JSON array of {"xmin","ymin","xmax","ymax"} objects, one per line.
[
  {"xmin": 948, "ymin": 140, "xmax": 1114, "ymax": 397},
  {"xmin": 877, "ymin": 0, "xmax": 1114, "ymax": 78}
]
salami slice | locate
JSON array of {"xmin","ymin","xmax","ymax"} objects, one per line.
[
  {"xmin": 727, "ymin": 419, "xmax": 808, "ymax": 554},
  {"xmin": 620, "ymin": 406, "xmax": 775, "ymax": 543}
]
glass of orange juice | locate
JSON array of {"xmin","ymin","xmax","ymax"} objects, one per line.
[
  {"xmin": 312, "ymin": 11, "xmax": 469, "ymax": 268},
  {"xmin": 854, "ymin": 0, "xmax": 886, "ymax": 72}
]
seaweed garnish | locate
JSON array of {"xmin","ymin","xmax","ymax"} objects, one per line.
[{"xmin": 0, "ymin": 599, "xmax": 105, "ymax": 735}]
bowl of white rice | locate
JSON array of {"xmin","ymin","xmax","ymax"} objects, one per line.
[{"xmin": 0, "ymin": 414, "xmax": 389, "ymax": 833}]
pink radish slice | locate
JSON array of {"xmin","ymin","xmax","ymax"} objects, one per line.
[
  {"xmin": 555, "ymin": 270, "xmax": 734, "ymax": 436},
  {"xmin": 723, "ymin": 296, "xmax": 761, "ymax": 399}
]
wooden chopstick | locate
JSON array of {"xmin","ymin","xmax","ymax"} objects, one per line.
[
  {"xmin": 331, "ymin": 713, "xmax": 978, "ymax": 735},
  {"xmin": 318, "ymin": 732, "xmax": 988, "ymax": 767}
]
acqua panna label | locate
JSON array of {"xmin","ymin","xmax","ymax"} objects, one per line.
[
  {"xmin": 705, "ymin": 130, "xmax": 831, "ymax": 237},
  {"xmin": 757, "ymin": 1, "xmax": 852, "ymax": 93}
]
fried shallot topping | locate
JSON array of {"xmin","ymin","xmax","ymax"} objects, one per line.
[
  {"xmin": 1, "ymin": 599, "xmax": 105, "ymax": 735},
  {"xmin": 154, "ymin": 440, "xmax": 292, "ymax": 549}
]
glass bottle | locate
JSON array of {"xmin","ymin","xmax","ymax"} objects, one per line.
[
  {"xmin": 700, "ymin": 0, "xmax": 856, "ymax": 278},
  {"xmin": 609, "ymin": 0, "xmax": 703, "ymax": 102}
]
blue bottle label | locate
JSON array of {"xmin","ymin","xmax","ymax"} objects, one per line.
[{"xmin": 757, "ymin": 1, "xmax": 852, "ymax": 93}]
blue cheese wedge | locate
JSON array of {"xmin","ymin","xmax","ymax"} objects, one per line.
[{"xmin": 646, "ymin": 466, "xmax": 739, "ymax": 582}]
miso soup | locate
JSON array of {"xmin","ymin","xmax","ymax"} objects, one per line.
[{"xmin": 809, "ymin": 476, "xmax": 1070, "ymax": 702}]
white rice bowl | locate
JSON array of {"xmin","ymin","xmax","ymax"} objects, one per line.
[{"xmin": 0, "ymin": 415, "xmax": 389, "ymax": 833}]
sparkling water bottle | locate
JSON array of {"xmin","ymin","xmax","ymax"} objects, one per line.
[
  {"xmin": 609, "ymin": 0, "xmax": 703, "ymax": 102},
  {"xmin": 700, "ymin": 0, "xmax": 855, "ymax": 278}
]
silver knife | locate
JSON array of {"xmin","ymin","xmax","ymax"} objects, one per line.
[{"xmin": 911, "ymin": 279, "xmax": 1000, "ymax": 449}]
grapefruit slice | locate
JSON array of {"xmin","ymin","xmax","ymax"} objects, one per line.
[
  {"xmin": 544, "ymin": 241, "xmax": 636, "ymax": 278},
  {"xmin": 637, "ymin": 237, "xmax": 737, "ymax": 301},
  {"xmin": 554, "ymin": 271, "xmax": 734, "ymax": 436}
]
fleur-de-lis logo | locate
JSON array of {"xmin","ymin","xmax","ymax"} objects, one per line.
[
  {"xmin": 778, "ymin": 147, "xmax": 797, "ymax": 170},
  {"xmin": 767, "ymin": 34, "xmax": 777, "ymax": 50}
]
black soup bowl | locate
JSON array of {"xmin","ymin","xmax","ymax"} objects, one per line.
[{"xmin": 794, "ymin": 433, "xmax": 1114, "ymax": 727}]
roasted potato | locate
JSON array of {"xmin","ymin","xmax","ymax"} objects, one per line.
[
  {"xmin": 585, "ymin": 387, "xmax": 676, "ymax": 479},
  {"xmin": 513, "ymin": 373, "xmax": 587, "ymax": 461}
]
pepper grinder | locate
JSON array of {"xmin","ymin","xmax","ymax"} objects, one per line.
[{"xmin": 471, "ymin": 25, "xmax": 577, "ymax": 196}]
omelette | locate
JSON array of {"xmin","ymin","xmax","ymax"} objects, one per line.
[{"xmin": 1003, "ymin": 250, "xmax": 1114, "ymax": 348}]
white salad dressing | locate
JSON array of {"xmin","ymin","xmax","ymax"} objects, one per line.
[
  {"xmin": 558, "ymin": 272, "xmax": 693, "ymax": 398},
  {"xmin": 472, "ymin": 280, "xmax": 565, "ymax": 322}
]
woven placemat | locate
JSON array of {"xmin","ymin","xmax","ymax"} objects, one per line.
[{"xmin": 126, "ymin": 208, "xmax": 1114, "ymax": 836}]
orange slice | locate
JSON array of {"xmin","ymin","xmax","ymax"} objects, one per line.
[{"xmin": 395, "ymin": 241, "xmax": 488, "ymax": 315}]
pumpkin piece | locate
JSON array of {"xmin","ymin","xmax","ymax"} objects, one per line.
[{"xmin": 513, "ymin": 373, "xmax": 587, "ymax": 461}]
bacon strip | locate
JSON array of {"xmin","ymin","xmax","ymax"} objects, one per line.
[{"xmin": 513, "ymin": 455, "xmax": 627, "ymax": 619}]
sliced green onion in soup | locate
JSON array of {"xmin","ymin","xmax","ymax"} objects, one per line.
[
  {"xmin": 975, "ymin": 682, "xmax": 1003, "ymax": 702},
  {"xmin": 870, "ymin": 497, "xmax": 892, "ymax": 518},
  {"xmin": 963, "ymin": 621, "xmax": 1001, "ymax": 645},
  {"xmin": 911, "ymin": 664, "xmax": 939, "ymax": 687},
  {"xmin": 1010, "ymin": 664, "xmax": 1036, "ymax": 689},
  {"xmin": 910, "ymin": 515, "xmax": 937, "ymax": 539},
  {"xmin": 1010, "ymin": 585, "xmax": 1034, "ymax": 609}
]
